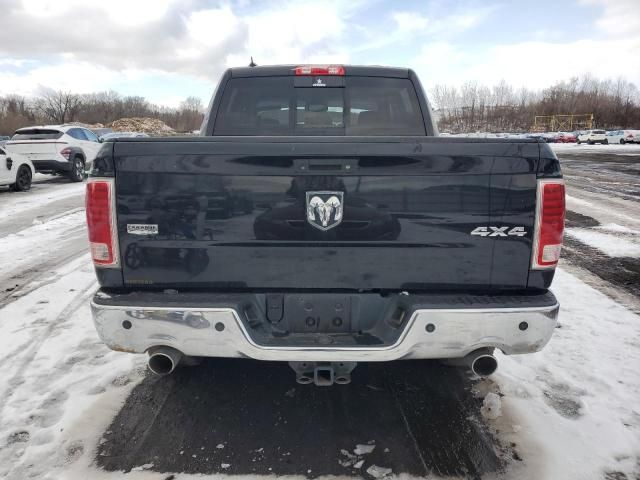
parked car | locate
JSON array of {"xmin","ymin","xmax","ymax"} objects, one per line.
[
  {"xmin": 556, "ymin": 132, "xmax": 577, "ymax": 143},
  {"xmin": 541, "ymin": 132, "xmax": 558, "ymax": 143},
  {"xmin": 92, "ymin": 127, "xmax": 113, "ymax": 138},
  {"xmin": 607, "ymin": 130, "xmax": 640, "ymax": 144},
  {"xmin": 87, "ymin": 64, "xmax": 563, "ymax": 385},
  {"xmin": 577, "ymin": 129, "xmax": 606, "ymax": 144},
  {"xmin": 0, "ymin": 146, "xmax": 34, "ymax": 191},
  {"xmin": 5, "ymin": 124, "xmax": 102, "ymax": 182},
  {"xmin": 0, "ymin": 135, "xmax": 10, "ymax": 147},
  {"xmin": 100, "ymin": 131, "xmax": 150, "ymax": 140}
]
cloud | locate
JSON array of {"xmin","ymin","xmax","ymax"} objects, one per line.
[
  {"xmin": 0, "ymin": 0, "xmax": 360, "ymax": 79},
  {"xmin": 227, "ymin": 1, "xmax": 352, "ymax": 66},
  {"xmin": 352, "ymin": 4, "xmax": 496, "ymax": 55},
  {"xmin": 0, "ymin": 0, "xmax": 245, "ymax": 79},
  {"xmin": 0, "ymin": 61, "xmax": 120, "ymax": 96},
  {"xmin": 392, "ymin": 12, "xmax": 430, "ymax": 33},
  {"xmin": 580, "ymin": 0, "xmax": 640, "ymax": 37},
  {"xmin": 0, "ymin": 0, "xmax": 639, "ymax": 107},
  {"xmin": 412, "ymin": 35, "xmax": 640, "ymax": 91}
]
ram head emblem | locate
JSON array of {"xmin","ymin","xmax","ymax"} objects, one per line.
[{"xmin": 306, "ymin": 191, "xmax": 344, "ymax": 231}]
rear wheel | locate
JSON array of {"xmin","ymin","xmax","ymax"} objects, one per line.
[
  {"xmin": 577, "ymin": 139, "xmax": 582, "ymax": 144},
  {"xmin": 603, "ymin": 139, "xmax": 608, "ymax": 145},
  {"xmin": 68, "ymin": 157, "xmax": 84, "ymax": 182},
  {"xmin": 620, "ymin": 139, "xmax": 625, "ymax": 144},
  {"xmin": 11, "ymin": 165, "xmax": 32, "ymax": 191}
]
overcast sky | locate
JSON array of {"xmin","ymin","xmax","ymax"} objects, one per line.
[{"xmin": 0, "ymin": 0, "xmax": 638, "ymax": 107}]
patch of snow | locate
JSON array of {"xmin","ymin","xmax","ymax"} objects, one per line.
[
  {"xmin": 480, "ymin": 392, "xmax": 502, "ymax": 420},
  {"xmin": 354, "ymin": 444, "xmax": 376, "ymax": 455},
  {"xmin": 551, "ymin": 143, "xmax": 640, "ymax": 155},
  {"xmin": 565, "ymin": 195, "xmax": 593, "ymax": 207},
  {"xmin": 0, "ymin": 210, "xmax": 86, "ymax": 277},
  {"xmin": 0, "ymin": 182, "xmax": 84, "ymax": 223},
  {"xmin": 596, "ymin": 223, "xmax": 640, "ymax": 235},
  {"xmin": 565, "ymin": 228, "xmax": 640, "ymax": 257},
  {"xmin": 494, "ymin": 268, "xmax": 640, "ymax": 479},
  {"xmin": 366, "ymin": 464, "xmax": 393, "ymax": 478},
  {"xmin": 0, "ymin": 255, "xmax": 145, "ymax": 480}
]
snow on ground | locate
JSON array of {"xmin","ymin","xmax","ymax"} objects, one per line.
[
  {"xmin": 566, "ymin": 227, "xmax": 640, "ymax": 257},
  {"xmin": 0, "ymin": 255, "xmax": 145, "ymax": 480},
  {"xmin": 565, "ymin": 195, "xmax": 593, "ymax": 208},
  {"xmin": 1, "ymin": 164, "xmax": 639, "ymax": 479},
  {"xmin": 0, "ymin": 210, "xmax": 87, "ymax": 278},
  {"xmin": 0, "ymin": 181, "xmax": 84, "ymax": 223},
  {"xmin": 1, "ymin": 260, "xmax": 639, "ymax": 479},
  {"xmin": 551, "ymin": 143, "xmax": 640, "ymax": 155},
  {"xmin": 489, "ymin": 268, "xmax": 640, "ymax": 480}
]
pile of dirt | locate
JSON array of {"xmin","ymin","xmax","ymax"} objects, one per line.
[
  {"xmin": 66, "ymin": 121, "xmax": 105, "ymax": 128},
  {"xmin": 109, "ymin": 117, "xmax": 175, "ymax": 135}
]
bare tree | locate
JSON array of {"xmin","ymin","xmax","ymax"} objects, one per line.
[
  {"xmin": 35, "ymin": 90, "xmax": 82, "ymax": 124},
  {"xmin": 180, "ymin": 96, "xmax": 203, "ymax": 112}
]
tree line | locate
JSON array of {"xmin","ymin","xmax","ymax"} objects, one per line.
[
  {"xmin": 0, "ymin": 90, "xmax": 205, "ymax": 135},
  {"xmin": 430, "ymin": 75, "xmax": 640, "ymax": 133},
  {"xmin": 1, "ymin": 74, "xmax": 639, "ymax": 136}
]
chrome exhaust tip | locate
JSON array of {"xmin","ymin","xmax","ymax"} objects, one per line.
[
  {"xmin": 468, "ymin": 351, "xmax": 498, "ymax": 377},
  {"xmin": 147, "ymin": 346, "xmax": 183, "ymax": 376}
]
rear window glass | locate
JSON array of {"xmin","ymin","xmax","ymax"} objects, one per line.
[
  {"xmin": 12, "ymin": 129, "xmax": 63, "ymax": 140},
  {"xmin": 214, "ymin": 76, "xmax": 425, "ymax": 136},
  {"xmin": 592, "ymin": 130, "xmax": 605, "ymax": 134}
]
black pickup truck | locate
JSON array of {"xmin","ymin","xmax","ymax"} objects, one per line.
[{"xmin": 86, "ymin": 65, "xmax": 564, "ymax": 386}]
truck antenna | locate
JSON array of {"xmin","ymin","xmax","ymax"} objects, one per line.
[{"xmin": 249, "ymin": 56, "xmax": 257, "ymax": 67}]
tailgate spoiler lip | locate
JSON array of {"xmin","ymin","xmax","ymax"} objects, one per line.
[
  {"xmin": 6, "ymin": 141, "xmax": 68, "ymax": 145},
  {"xmin": 109, "ymin": 135, "xmax": 540, "ymax": 144}
]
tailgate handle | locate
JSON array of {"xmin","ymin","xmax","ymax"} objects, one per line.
[
  {"xmin": 309, "ymin": 163, "xmax": 343, "ymax": 171},
  {"xmin": 296, "ymin": 159, "xmax": 357, "ymax": 172}
]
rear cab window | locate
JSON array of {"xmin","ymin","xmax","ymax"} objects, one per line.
[
  {"xmin": 213, "ymin": 76, "xmax": 426, "ymax": 136},
  {"xmin": 12, "ymin": 129, "xmax": 63, "ymax": 140}
]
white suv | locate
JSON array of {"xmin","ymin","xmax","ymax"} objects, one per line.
[
  {"xmin": 576, "ymin": 129, "xmax": 607, "ymax": 145},
  {"xmin": 5, "ymin": 125, "xmax": 103, "ymax": 182},
  {"xmin": 606, "ymin": 130, "xmax": 640, "ymax": 144},
  {"xmin": 0, "ymin": 147, "xmax": 34, "ymax": 191}
]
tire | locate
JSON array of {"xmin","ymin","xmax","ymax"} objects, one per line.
[
  {"xmin": 620, "ymin": 139, "xmax": 625, "ymax": 144},
  {"xmin": 11, "ymin": 165, "xmax": 32, "ymax": 191},
  {"xmin": 577, "ymin": 139, "xmax": 581, "ymax": 144},
  {"xmin": 68, "ymin": 157, "xmax": 85, "ymax": 182},
  {"xmin": 603, "ymin": 139, "xmax": 608, "ymax": 145}
]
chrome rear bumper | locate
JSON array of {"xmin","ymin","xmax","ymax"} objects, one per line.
[{"xmin": 91, "ymin": 299, "xmax": 559, "ymax": 362}]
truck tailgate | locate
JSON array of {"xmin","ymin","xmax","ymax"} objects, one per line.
[{"xmin": 112, "ymin": 137, "xmax": 540, "ymax": 291}]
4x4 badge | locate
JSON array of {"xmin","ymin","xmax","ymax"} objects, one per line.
[{"xmin": 306, "ymin": 191, "xmax": 344, "ymax": 231}]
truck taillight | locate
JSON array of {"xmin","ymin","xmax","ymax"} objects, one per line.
[
  {"xmin": 532, "ymin": 179, "xmax": 565, "ymax": 269},
  {"xmin": 60, "ymin": 147, "xmax": 72, "ymax": 159},
  {"xmin": 295, "ymin": 65, "xmax": 345, "ymax": 76},
  {"xmin": 86, "ymin": 178, "xmax": 119, "ymax": 267}
]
